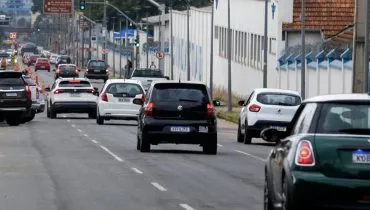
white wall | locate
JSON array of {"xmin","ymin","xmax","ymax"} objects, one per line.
[{"xmin": 286, "ymin": 31, "xmax": 322, "ymax": 47}]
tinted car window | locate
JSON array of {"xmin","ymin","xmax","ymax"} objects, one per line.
[
  {"xmin": 151, "ymin": 83, "xmax": 209, "ymax": 103},
  {"xmin": 107, "ymin": 83, "xmax": 143, "ymax": 97},
  {"xmin": 0, "ymin": 73, "xmax": 24, "ymax": 86},
  {"xmin": 132, "ymin": 69, "xmax": 163, "ymax": 77},
  {"xmin": 59, "ymin": 80, "xmax": 91, "ymax": 88},
  {"xmin": 88, "ymin": 61, "xmax": 106, "ymax": 68},
  {"xmin": 256, "ymin": 93, "xmax": 301, "ymax": 106},
  {"xmin": 60, "ymin": 65, "xmax": 76, "ymax": 71}
]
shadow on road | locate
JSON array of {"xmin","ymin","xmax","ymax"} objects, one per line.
[
  {"xmin": 250, "ymin": 142, "xmax": 275, "ymax": 147},
  {"xmin": 102, "ymin": 123, "xmax": 137, "ymax": 126},
  {"xmin": 150, "ymin": 149, "xmax": 207, "ymax": 155}
]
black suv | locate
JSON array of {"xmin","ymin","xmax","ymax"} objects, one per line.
[
  {"xmin": 85, "ymin": 60, "xmax": 109, "ymax": 82},
  {"xmin": 134, "ymin": 81, "xmax": 217, "ymax": 154},
  {"xmin": 0, "ymin": 71, "xmax": 32, "ymax": 126}
]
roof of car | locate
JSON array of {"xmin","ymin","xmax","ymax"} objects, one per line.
[
  {"xmin": 253, "ymin": 88, "xmax": 301, "ymax": 96},
  {"xmin": 304, "ymin": 94, "xmax": 370, "ymax": 103},
  {"xmin": 152, "ymin": 80, "xmax": 206, "ymax": 85},
  {"xmin": 106, "ymin": 79, "xmax": 143, "ymax": 85}
]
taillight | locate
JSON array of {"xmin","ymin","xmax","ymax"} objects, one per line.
[
  {"xmin": 207, "ymin": 103, "xmax": 215, "ymax": 117},
  {"xmin": 295, "ymin": 140, "xmax": 315, "ymax": 166},
  {"xmin": 249, "ymin": 104, "xmax": 261, "ymax": 112},
  {"xmin": 144, "ymin": 102, "xmax": 154, "ymax": 116},
  {"xmin": 75, "ymin": 67, "xmax": 79, "ymax": 73},
  {"xmin": 26, "ymin": 85, "xmax": 31, "ymax": 102},
  {"xmin": 54, "ymin": 89, "xmax": 62, "ymax": 94},
  {"xmin": 101, "ymin": 92, "xmax": 108, "ymax": 102},
  {"xmin": 87, "ymin": 89, "xmax": 94, "ymax": 94}
]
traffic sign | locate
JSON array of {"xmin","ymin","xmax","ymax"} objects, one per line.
[
  {"xmin": 43, "ymin": 0, "xmax": 72, "ymax": 14},
  {"xmin": 156, "ymin": 51, "xmax": 165, "ymax": 60}
]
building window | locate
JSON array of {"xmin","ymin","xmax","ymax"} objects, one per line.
[
  {"xmin": 269, "ymin": 37, "xmax": 276, "ymax": 55},
  {"xmin": 215, "ymin": 26, "xmax": 218, "ymax": 39}
]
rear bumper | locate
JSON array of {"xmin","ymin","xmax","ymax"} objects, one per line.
[
  {"xmin": 52, "ymin": 102, "xmax": 96, "ymax": 113},
  {"xmin": 35, "ymin": 66, "xmax": 50, "ymax": 70},
  {"xmin": 85, "ymin": 73, "xmax": 108, "ymax": 80},
  {"xmin": 142, "ymin": 118, "xmax": 217, "ymax": 145},
  {"xmin": 247, "ymin": 120, "xmax": 290, "ymax": 138},
  {"xmin": 289, "ymin": 171, "xmax": 370, "ymax": 209}
]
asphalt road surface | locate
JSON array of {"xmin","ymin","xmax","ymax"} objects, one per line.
[{"xmin": 0, "ymin": 68, "xmax": 274, "ymax": 210}]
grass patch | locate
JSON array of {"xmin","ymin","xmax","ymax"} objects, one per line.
[
  {"xmin": 213, "ymin": 86, "xmax": 246, "ymax": 107},
  {"xmin": 216, "ymin": 109, "xmax": 239, "ymax": 124}
]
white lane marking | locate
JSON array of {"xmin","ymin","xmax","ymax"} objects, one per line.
[
  {"xmin": 99, "ymin": 145, "xmax": 124, "ymax": 162},
  {"xmin": 77, "ymin": 129, "xmax": 82, "ymax": 132},
  {"xmin": 179, "ymin": 204, "xmax": 196, "ymax": 210},
  {"xmin": 71, "ymin": 124, "xmax": 76, "ymax": 128},
  {"xmin": 151, "ymin": 182, "xmax": 167, "ymax": 192},
  {"xmin": 67, "ymin": 120, "xmax": 71, "ymax": 123},
  {"xmin": 83, "ymin": 134, "xmax": 89, "ymax": 138},
  {"xmin": 217, "ymin": 144, "xmax": 223, "ymax": 147},
  {"xmin": 91, "ymin": 139, "xmax": 98, "ymax": 144},
  {"xmin": 234, "ymin": 150, "xmax": 266, "ymax": 162},
  {"xmin": 131, "ymin": 168, "xmax": 143, "ymax": 174}
]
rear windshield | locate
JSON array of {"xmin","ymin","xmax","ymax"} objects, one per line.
[
  {"xmin": 317, "ymin": 103, "xmax": 370, "ymax": 134},
  {"xmin": 256, "ymin": 93, "xmax": 301, "ymax": 106},
  {"xmin": 88, "ymin": 61, "xmax": 106, "ymax": 68},
  {"xmin": 0, "ymin": 73, "xmax": 24, "ymax": 86},
  {"xmin": 59, "ymin": 80, "xmax": 91, "ymax": 88},
  {"xmin": 37, "ymin": 59, "xmax": 48, "ymax": 63},
  {"xmin": 60, "ymin": 65, "xmax": 76, "ymax": 71},
  {"xmin": 151, "ymin": 83, "xmax": 209, "ymax": 103},
  {"xmin": 107, "ymin": 83, "xmax": 143, "ymax": 97},
  {"xmin": 132, "ymin": 69, "xmax": 163, "ymax": 78}
]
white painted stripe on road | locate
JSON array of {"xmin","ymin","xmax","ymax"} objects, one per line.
[
  {"xmin": 83, "ymin": 134, "xmax": 89, "ymax": 138},
  {"xmin": 131, "ymin": 168, "xmax": 143, "ymax": 174},
  {"xmin": 217, "ymin": 144, "xmax": 223, "ymax": 147},
  {"xmin": 151, "ymin": 182, "xmax": 167, "ymax": 192},
  {"xmin": 179, "ymin": 204, "xmax": 196, "ymax": 210},
  {"xmin": 99, "ymin": 145, "xmax": 124, "ymax": 162},
  {"xmin": 77, "ymin": 129, "xmax": 82, "ymax": 132},
  {"xmin": 234, "ymin": 150, "xmax": 266, "ymax": 162},
  {"xmin": 91, "ymin": 139, "xmax": 98, "ymax": 144},
  {"xmin": 71, "ymin": 124, "xmax": 76, "ymax": 128}
]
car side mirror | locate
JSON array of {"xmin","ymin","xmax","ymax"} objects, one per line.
[
  {"xmin": 133, "ymin": 94, "xmax": 144, "ymax": 105},
  {"xmin": 213, "ymin": 100, "xmax": 221, "ymax": 107},
  {"xmin": 93, "ymin": 87, "xmax": 99, "ymax": 96},
  {"xmin": 260, "ymin": 128, "xmax": 288, "ymax": 143},
  {"xmin": 164, "ymin": 76, "xmax": 170, "ymax": 80},
  {"xmin": 238, "ymin": 100, "xmax": 245, "ymax": 106}
]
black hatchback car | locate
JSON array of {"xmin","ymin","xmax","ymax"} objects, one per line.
[
  {"xmin": 84, "ymin": 60, "xmax": 109, "ymax": 82},
  {"xmin": 55, "ymin": 64, "xmax": 79, "ymax": 79},
  {"xmin": 134, "ymin": 81, "xmax": 217, "ymax": 154}
]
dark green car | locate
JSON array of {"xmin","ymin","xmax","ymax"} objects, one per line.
[{"xmin": 263, "ymin": 94, "xmax": 370, "ymax": 210}]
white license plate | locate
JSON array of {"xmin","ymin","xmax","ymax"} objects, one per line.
[
  {"xmin": 170, "ymin": 126, "xmax": 190, "ymax": 133},
  {"xmin": 199, "ymin": 126, "xmax": 208, "ymax": 133},
  {"xmin": 118, "ymin": 98, "xmax": 130, "ymax": 102},
  {"xmin": 70, "ymin": 93, "xmax": 80, "ymax": 97},
  {"xmin": 353, "ymin": 150, "xmax": 370, "ymax": 164},
  {"xmin": 270, "ymin": 126, "xmax": 286, "ymax": 131},
  {"xmin": 6, "ymin": 92, "xmax": 17, "ymax": 97}
]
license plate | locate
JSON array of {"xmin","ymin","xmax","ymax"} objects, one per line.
[
  {"xmin": 118, "ymin": 98, "xmax": 130, "ymax": 102},
  {"xmin": 170, "ymin": 126, "xmax": 190, "ymax": 133},
  {"xmin": 70, "ymin": 93, "xmax": 80, "ymax": 97},
  {"xmin": 353, "ymin": 150, "xmax": 370, "ymax": 164},
  {"xmin": 41, "ymin": 66, "xmax": 45, "ymax": 68},
  {"xmin": 6, "ymin": 92, "xmax": 17, "ymax": 97},
  {"xmin": 270, "ymin": 126, "xmax": 286, "ymax": 131},
  {"xmin": 94, "ymin": 70, "xmax": 100, "ymax": 73},
  {"xmin": 199, "ymin": 126, "xmax": 208, "ymax": 133}
]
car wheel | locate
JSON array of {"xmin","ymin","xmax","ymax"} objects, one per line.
[
  {"xmin": 264, "ymin": 175, "xmax": 274, "ymax": 210},
  {"xmin": 50, "ymin": 105, "xmax": 57, "ymax": 119},
  {"xmin": 237, "ymin": 121, "xmax": 244, "ymax": 143},
  {"xmin": 140, "ymin": 132, "xmax": 150, "ymax": 153},
  {"xmin": 243, "ymin": 123, "xmax": 252, "ymax": 144},
  {"xmin": 6, "ymin": 117, "xmax": 21, "ymax": 126},
  {"xmin": 203, "ymin": 135, "xmax": 217, "ymax": 155},
  {"xmin": 46, "ymin": 103, "xmax": 51, "ymax": 118},
  {"xmin": 88, "ymin": 111, "xmax": 97, "ymax": 119},
  {"xmin": 136, "ymin": 128, "xmax": 141, "ymax": 151},
  {"xmin": 282, "ymin": 175, "xmax": 295, "ymax": 210}
]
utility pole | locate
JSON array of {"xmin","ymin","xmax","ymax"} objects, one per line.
[
  {"xmin": 364, "ymin": 0, "xmax": 369, "ymax": 92},
  {"xmin": 209, "ymin": 0, "xmax": 214, "ymax": 99},
  {"xmin": 187, "ymin": 0, "xmax": 191, "ymax": 81},
  {"xmin": 119, "ymin": 18, "xmax": 122, "ymax": 78},
  {"xmin": 227, "ymin": 0, "xmax": 232, "ymax": 112},
  {"xmin": 125, "ymin": 19, "xmax": 128, "ymax": 47},
  {"xmin": 170, "ymin": 0, "xmax": 174, "ymax": 79},
  {"xmin": 103, "ymin": 0, "xmax": 107, "ymax": 62},
  {"xmin": 89, "ymin": 23, "xmax": 92, "ymax": 60},
  {"xmin": 81, "ymin": 26, "xmax": 85, "ymax": 67},
  {"xmin": 76, "ymin": 22, "xmax": 79, "ymax": 67},
  {"xmin": 263, "ymin": 0, "xmax": 268, "ymax": 88},
  {"xmin": 353, "ymin": 0, "xmax": 367, "ymax": 93},
  {"xmin": 112, "ymin": 16, "xmax": 116, "ymax": 77},
  {"xmin": 301, "ymin": 0, "xmax": 306, "ymax": 99},
  {"xmin": 146, "ymin": 13, "xmax": 149, "ymax": 69}
]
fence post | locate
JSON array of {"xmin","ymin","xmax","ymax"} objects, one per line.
[{"xmin": 315, "ymin": 50, "xmax": 325, "ymax": 96}]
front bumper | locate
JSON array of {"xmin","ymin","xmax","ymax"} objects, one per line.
[
  {"xmin": 290, "ymin": 171, "xmax": 370, "ymax": 209},
  {"xmin": 52, "ymin": 102, "xmax": 96, "ymax": 113}
]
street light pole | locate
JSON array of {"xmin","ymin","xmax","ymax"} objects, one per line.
[
  {"xmin": 187, "ymin": 0, "xmax": 190, "ymax": 81},
  {"xmin": 170, "ymin": 0, "xmax": 174, "ymax": 79},
  {"xmin": 263, "ymin": 0, "xmax": 268, "ymax": 88},
  {"xmin": 227, "ymin": 0, "xmax": 232, "ymax": 112},
  {"xmin": 364, "ymin": 0, "xmax": 369, "ymax": 92},
  {"xmin": 112, "ymin": 17, "xmax": 116, "ymax": 77},
  {"xmin": 209, "ymin": 0, "xmax": 214, "ymax": 99},
  {"xmin": 119, "ymin": 18, "xmax": 122, "ymax": 78},
  {"xmin": 301, "ymin": 0, "xmax": 306, "ymax": 99},
  {"xmin": 103, "ymin": 0, "xmax": 107, "ymax": 63},
  {"xmin": 146, "ymin": 13, "xmax": 149, "ymax": 69}
]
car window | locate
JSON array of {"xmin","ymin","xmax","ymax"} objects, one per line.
[
  {"xmin": 107, "ymin": 83, "xmax": 143, "ymax": 97},
  {"xmin": 132, "ymin": 69, "xmax": 163, "ymax": 77},
  {"xmin": 317, "ymin": 103, "xmax": 370, "ymax": 134},
  {"xmin": 0, "ymin": 73, "xmax": 24, "ymax": 86},
  {"xmin": 58, "ymin": 80, "xmax": 91, "ymax": 88},
  {"xmin": 88, "ymin": 61, "xmax": 106, "ymax": 68},
  {"xmin": 60, "ymin": 65, "xmax": 75, "ymax": 71},
  {"xmin": 256, "ymin": 93, "xmax": 301, "ymax": 106},
  {"xmin": 291, "ymin": 103, "xmax": 317, "ymax": 135},
  {"xmin": 151, "ymin": 83, "xmax": 209, "ymax": 103}
]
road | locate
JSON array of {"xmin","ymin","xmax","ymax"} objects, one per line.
[{"xmin": 0, "ymin": 67, "xmax": 274, "ymax": 210}]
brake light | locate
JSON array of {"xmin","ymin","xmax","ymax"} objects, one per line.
[
  {"xmin": 249, "ymin": 104, "xmax": 261, "ymax": 112},
  {"xmin": 54, "ymin": 89, "xmax": 62, "ymax": 94},
  {"xmin": 295, "ymin": 140, "xmax": 315, "ymax": 166},
  {"xmin": 26, "ymin": 85, "xmax": 31, "ymax": 102},
  {"xmin": 144, "ymin": 102, "xmax": 154, "ymax": 116},
  {"xmin": 101, "ymin": 92, "xmax": 108, "ymax": 102},
  {"xmin": 207, "ymin": 103, "xmax": 215, "ymax": 117}
]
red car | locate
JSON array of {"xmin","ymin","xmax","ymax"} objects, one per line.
[
  {"xmin": 27, "ymin": 54, "xmax": 41, "ymax": 66},
  {"xmin": 35, "ymin": 58, "xmax": 51, "ymax": 72}
]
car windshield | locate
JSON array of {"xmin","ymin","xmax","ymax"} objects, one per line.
[
  {"xmin": 0, "ymin": 73, "xmax": 24, "ymax": 86},
  {"xmin": 151, "ymin": 83, "xmax": 209, "ymax": 103},
  {"xmin": 132, "ymin": 69, "xmax": 163, "ymax": 78},
  {"xmin": 256, "ymin": 93, "xmax": 301, "ymax": 106},
  {"xmin": 317, "ymin": 103, "xmax": 370, "ymax": 134},
  {"xmin": 60, "ymin": 65, "xmax": 75, "ymax": 71},
  {"xmin": 107, "ymin": 83, "xmax": 143, "ymax": 97},
  {"xmin": 88, "ymin": 61, "xmax": 106, "ymax": 68},
  {"xmin": 59, "ymin": 80, "xmax": 91, "ymax": 88}
]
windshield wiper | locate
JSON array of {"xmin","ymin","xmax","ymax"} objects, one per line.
[
  {"xmin": 338, "ymin": 128, "xmax": 370, "ymax": 135},
  {"xmin": 178, "ymin": 98, "xmax": 199, "ymax": 102}
]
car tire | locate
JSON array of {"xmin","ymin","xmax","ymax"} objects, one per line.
[
  {"xmin": 88, "ymin": 111, "xmax": 97, "ymax": 119},
  {"xmin": 6, "ymin": 117, "xmax": 21, "ymax": 126},
  {"xmin": 282, "ymin": 175, "xmax": 295, "ymax": 210},
  {"xmin": 50, "ymin": 105, "xmax": 57, "ymax": 119},
  {"xmin": 264, "ymin": 175, "xmax": 274, "ymax": 210},
  {"xmin": 46, "ymin": 104, "xmax": 51, "ymax": 118},
  {"xmin": 203, "ymin": 135, "xmax": 217, "ymax": 155},
  {"xmin": 136, "ymin": 129, "xmax": 141, "ymax": 151},
  {"xmin": 237, "ymin": 121, "xmax": 244, "ymax": 143},
  {"xmin": 140, "ymin": 132, "xmax": 150, "ymax": 153},
  {"xmin": 243, "ymin": 123, "xmax": 252, "ymax": 144}
]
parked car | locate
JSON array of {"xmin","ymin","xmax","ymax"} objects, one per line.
[
  {"xmin": 84, "ymin": 59, "xmax": 109, "ymax": 82},
  {"xmin": 237, "ymin": 88, "xmax": 301, "ymax": 144},
  {"xmin": 49, "ymin": 54, "xmax": 59, "ymax": 64},
  {"xmin": 96, "ymin": 79, "xmax": 145, "ymax": 124},
  {"xmin": 35, "ymin": 58, "xmax": 51, "ymax": 72},
  {"xmin": 263, "ymin": 94, "xmax": 370, "ymax": 210},
  {"xmin": 135, "ymin": 81, "xmax": 217, "ymax": 154},
  {"xmin": 55, "ymin": 64, "xmax": 78, "ymax": 79}
]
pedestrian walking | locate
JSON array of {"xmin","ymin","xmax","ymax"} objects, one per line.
[{"xmin": 150, "ymin": 61, "xmax": 156, "ymax": 69}]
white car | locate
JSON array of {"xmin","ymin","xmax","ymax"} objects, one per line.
[
  {"xmin": 50, "ymin": 54, "xmax": 59, "ymax": 64},
  {"xmin": 45, "ymin": 77, "xmax": 98, "ymax": 119},
  {"xmin": 96, "ymin": 79, "xmax": 145, "ymax": 125},
  {"xmin": 237, "ymin": 88, "xmax": 301, "ymax": 144}
]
